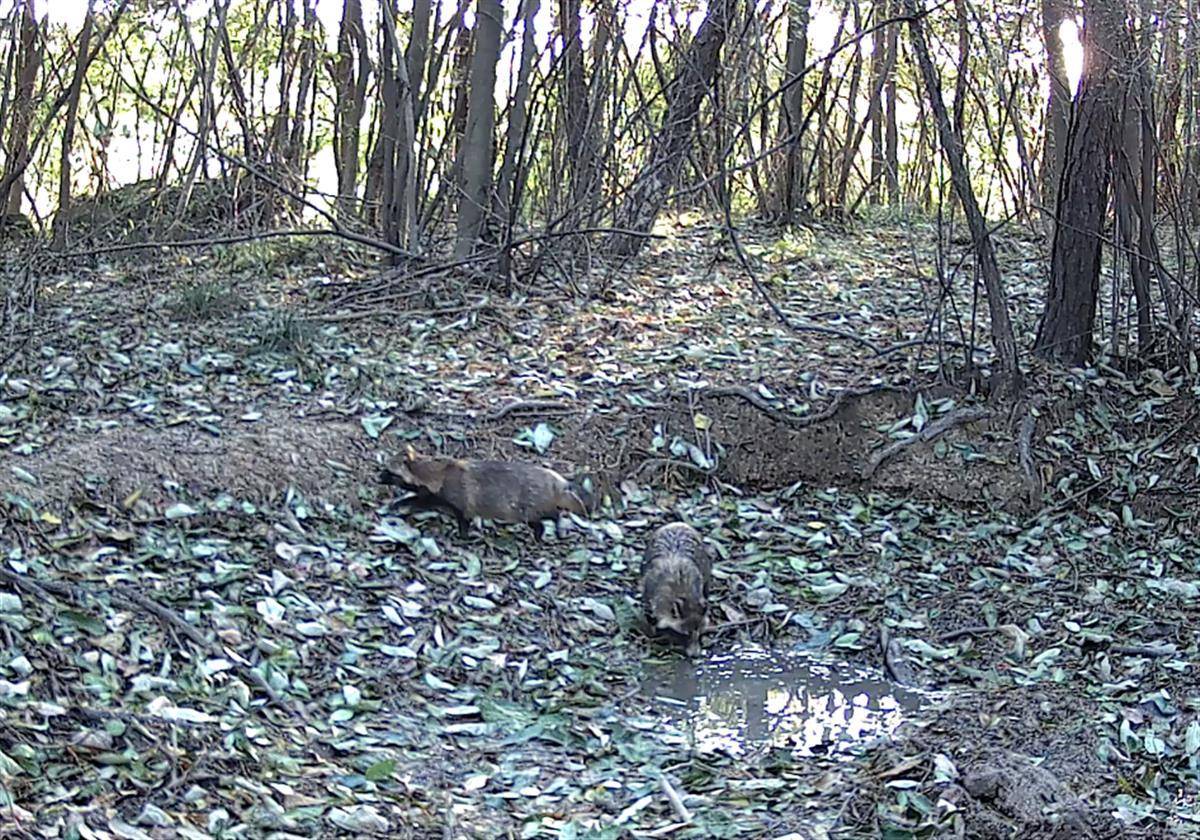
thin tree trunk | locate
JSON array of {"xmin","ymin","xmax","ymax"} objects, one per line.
[
  {"xmin": 378, "ymin": 0, "xmax": 417, "ymax": 250},
  {"xmin": 332, "ymin": 0, "xmax": 370, "ymax": 221},
  {"xmin": 884, "ymin": 0, "xmax": 899, "ymax": 202},
  {"xmin": 288, "ymin": 0, "xmax": 318, "ymax": 193},
  {"xmin": 559, "ymin": 0, "xmax": 599, "ymax": 226},
  {"xmin": 1158, "ymin": 0, "xmax": 1181, "ymax": 208},
  {"xmin": 951, "ymin": 0, "xmax": 968, "ymax": 139},
  {"xmin": 4, "ymin": 0, "xmax": 41, "ymax": 216},
  {"xmin": 53, "ymin": 2, "xmax": 95, "ymax": 249},
  {"xmin": 1041, "ymin": 0, "xmax": 1072, "ymax": 214},
  {"xmin": 905, "ymin": 0, "xmax": 1020, "ymax": 392},
  {"xmin": 610, "ymin": 0, "xmax": 739, "ymax": 256},
  {"xmin": 454, "ymin": 0, "xmax": 501, "ymax": 258},
  {"xmin": 775, "ymin": 0, "xmax": 811, "ymax": 219},
  {"xmin": 407, "ymin": 0, "xmax": 433, "ymax": 127},
  {"xmin": 495, "ymin": 0, "xmax": 539, "ymax": 227},
  {"xmin": 1115, "ymin": 18, "xmax": 1154, "ymax": 354},
  {"xmin": 869, "ymin": 1, "xmax": 886, "ymax": 204},
  {"xmin": 833, "ymin": 1, "xmax": 864, "ymax": 209},
  {"xmin": 178, "ymin": 3, "xmax": 224, "ymax": 217}
]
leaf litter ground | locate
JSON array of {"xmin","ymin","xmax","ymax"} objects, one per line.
[{"xmin": 0, "ymin": 215, "xmax": 1196, "ymax": 838}]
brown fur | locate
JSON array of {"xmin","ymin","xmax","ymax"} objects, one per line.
[
  {"xmin": 641, "ymin": 522, "xmax": 712, "ymax": 657},
  {"xmin": 380, "ymin": 444, "xmax": 587, "ymax": 539}
]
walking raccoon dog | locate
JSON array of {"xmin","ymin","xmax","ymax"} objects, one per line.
[{"xmin": 380, "ymin": 444, "xmax": 589, "ymax": 539}]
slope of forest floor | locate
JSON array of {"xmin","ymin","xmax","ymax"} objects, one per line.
[{"xmin": 1, "ymin": 214, "xmax": 1197, "ymax": 838}]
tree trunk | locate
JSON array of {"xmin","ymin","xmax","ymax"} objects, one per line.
[
  {"xmin": 833, "ymin": 1, "xmax": 864, "ymax": 209},
  {"xmin": 1041, "ymin": 0, "xmax": 1072, "ymax": 214},
  {"xmin": 1034, "ymin": 0, "xmax": 1126, "ymax": 365},
  {"xmin": 178, "ymin": 2, "xmax": 226, "ymax": 218},
  {"xmin": 407, "ymin": 0, "xmax": 433, "ymax": 127},
  {"xmin": 4, "ymin": 0, "xmax": 41, "ymax": 216},
  {"xmin": 1113, "ymin": 10, "xmax": 1155, "ymax": 354},
  {"xmin": 454, "ymin": 0, "xmax": 501, "ymax": 258},
  {"xmin": 332, "ymin": 0, "xmax": 370, "ymax": 221},
  {"xmin": 558, "ymin": 0, "xmax": 599, "ymax": 226},
  {"xmin": 52, "ymin": 2, "xmax": 95, "ymax": 249},
  {"xmin": 951, "ymin": 0, "xmax": 969, "ymax": 139},
  {"xmin": 774, "ymin": 0, "xmax": 811, "ymax": 219},
  {"xmin": 869, "ymin": 1, "xmax": 887, "ymax": 204},
  {"xmin": 1158, "ymin": 0, "xmax": 1181, "ymax": 208},
  {"xmin": 904, "ymin": 0, "xmax": 1020, "ymax": 391},
  {"xmin": 378, "ymin": 0, "xmax": 417, "ymax": 251},
  {"xmin": 610, "ymin": 0, "xmax": 739, "ymax": 256},
  {"xmin": 884, "ymin": 0, "xmax": 899, "ymax": 202},
  {"xmin": 495, "ymin": 0, "xmax": 539, "ymax": 227},
  {"xmin": 289, "ymin": 0, "xmax": 318, "ymax": 188}
]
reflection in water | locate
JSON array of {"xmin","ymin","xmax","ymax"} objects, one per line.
[{"xmin": 639, "ymin": 645, "xmax": 927, "ymax": 758}]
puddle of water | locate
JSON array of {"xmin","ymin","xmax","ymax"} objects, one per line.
[{"xmin": 639, "ymin": 644, "xmax": 928, "ymax": 758}]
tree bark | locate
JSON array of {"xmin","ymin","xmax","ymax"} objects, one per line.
[
  {"xmin": 1041, "ymin": 0, "xmax": 1072, "ymax": 214},
  {"xmin": 1034, "ymin": 0, "xmax": 1126, "ymax": 365},
  {"xmin": 407, "ymin": 0, "xmax": 433, "ymax": 127},
  {"xmin": 378, "ymin": 0, "xmax": 417, "ymax": 251},
  {"xmin": 53, "ymin": 2, "xmax": 95, "ymax": 249},
  {"xmin": 610, "ymin": 0, "xmax": 739, "ymax": 256},
  {"xmin": 495, "ymin": 0, "xmax": 539, "ymax": 226},
  {"xmin": 1158, "ymin": 0, "xmax": 1180, "ymax": 207},
  {"xmin": 833, "ymin": 1, "xmax": 863, "ymax": 210},
  {"xmin": 332, "ymin": 0, "xmax": 370, "ymax": 221},
  {"xmin": 904, "ymin": 0, "xmax": 1020, "ymax": 392},
  {"xmin": 4, "ymin": 0, "xmax": 42, "ymax": 216},
  {"xmin": 884, "ymin": 0, "xmax": 899, "ymax": 202},
  {"xmin": 869, "ymin": 1, "xmax": 887, "ymax": 204},
  {"xmin": 559, "ymin": 0, "xmax": 599, "ymax": 226},
  {"xmin": 775, "ymin": 0, "xmax": 811, "ymax": 219},
  {"xmin": 454, "ymin": 0, "xmax": 501, "ymax": 258},
  {"xmin": 1113, "ymin": 10, "xmax": 1155, "ymax": 354}
]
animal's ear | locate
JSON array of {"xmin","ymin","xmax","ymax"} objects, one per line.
[{"xmin": 670, "ymin": 599, "xmax": 683, "ymax": 619}]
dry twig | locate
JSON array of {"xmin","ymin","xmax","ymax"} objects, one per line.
[{"xmin": 861, "ymin": 406, "xmax": 991, "ymax": 480}]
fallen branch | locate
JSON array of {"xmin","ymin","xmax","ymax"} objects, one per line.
[
  {"xmin": 707, "ymin": 616, "xmax": 768, "ymax": 635},
  {"xmin": 792, "ymin": 384, "xmax": 908, "ymax": 429},
  {"xmin": 861, "ymin": 406, "xmax": 992, "ymax": 480},
  {"xmin": 113, "ymin": 584, "xmax": 207, "ymax": 646},
  {"xmin": 485, "ymin": 399, "xmax": 575, "ymax": 421},
  {"xmin": 698, "ymin": 386, "xmax": 793, "ymax": 424},
  {"xmin": 1111, "ymin": 642, "xmax": 1177, "ymax": 658},
  {"xmin": 937, "ymin": 623, "xmax": 1025, "ymax": 648},
  {"xmin": 658, "ymin": 774, "xmax": 693, "ymax": 823},
  {"xmin": 317, "ymin": 299, "xmax": 489, "ymax": 324},
  {"xmin": 699, "ymin": 384, "xmax": 909, "ymax": 430}
]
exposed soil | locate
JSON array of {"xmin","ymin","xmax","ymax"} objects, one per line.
[{"xmin": 0, "ymin": 407, "xmax": 372, "ymax": 512}]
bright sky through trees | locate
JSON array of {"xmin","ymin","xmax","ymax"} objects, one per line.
[{"xmin": 2, "ymin": 0, "xmax": 1083, "ymax": 211}]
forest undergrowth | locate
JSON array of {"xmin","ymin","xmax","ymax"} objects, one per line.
[{"xmin": 0, "ymin": 215, "xmax": 1197, "ymax": 838}]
